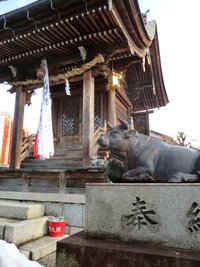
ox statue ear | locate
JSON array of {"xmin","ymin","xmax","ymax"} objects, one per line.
[
  {"xmin": 107, "ymin": 121, "xmax": 114, "ymax": 129},
  {"xmin": 118, "ymin": 117, "xmax": 129, "ymax": 130}
]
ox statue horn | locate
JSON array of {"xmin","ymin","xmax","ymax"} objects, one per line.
[
  {"xmin": 107, "ymin": 121, "xmax": 114, "ymax": 129},
  {"xmin": 118, "ymin": 117, "xmax": 129, "ymax": 130}
]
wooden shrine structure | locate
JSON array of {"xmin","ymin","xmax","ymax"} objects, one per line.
[{"xmin": 0, "ymin": 0, "xmax": 168, "ymax": 190}]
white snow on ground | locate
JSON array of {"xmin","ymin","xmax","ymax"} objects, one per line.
[{"xmin": 0, "ymin": 240, "xmax": 43, "ymax": 267}]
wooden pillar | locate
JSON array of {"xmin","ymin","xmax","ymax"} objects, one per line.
[
  {"xmin": 10, "ymin": 85, "xmax": 26, "ymax": 169},
  {"xmin": 145, "ymin": 113, "xmax": 150, "ymax": 136},
  {"xmin": 108, "ymin": 90, "xmax": 116, "ymax": 125},
  {"xmin": 82, "ymin": 70, "xmax": 94, "ymax": 167}
]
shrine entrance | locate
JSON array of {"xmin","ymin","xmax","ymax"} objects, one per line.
[
  {"xmin": 59, "ymin": 96, "xmax": 82, "ymax": 145},
  {"xmin": 55, "ymin": 92, "xmax": 104, "ymax": 146}
]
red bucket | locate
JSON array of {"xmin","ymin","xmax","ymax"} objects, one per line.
[{"xmin": 48, "ymin": 220, "xmax": 66, "ymax": 237}]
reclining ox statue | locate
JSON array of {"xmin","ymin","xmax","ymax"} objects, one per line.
[{"xmin": 98, "ymin": 118, "xmax": 200, "ymax": 183}]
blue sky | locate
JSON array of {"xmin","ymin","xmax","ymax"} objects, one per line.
[{"xmin": 0, "ymin": 0, "xmax": 200, "ymax": 142}]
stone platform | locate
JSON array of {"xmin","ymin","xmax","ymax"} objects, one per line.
[{"xmin": 57, "ymin": 231, "xmax": 200, "ymax": 267}]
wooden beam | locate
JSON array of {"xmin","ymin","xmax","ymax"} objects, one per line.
[
  {"xmin": 132, "ymin": 110, "xmax": 154, "ymax": 116},
  {"xmin": 4, "ymin": 41, "xmax": 129, "ymax": 85},
  {"xmin": 125, "ymin": 80, "xmax": 152, "ymax": 101},
  {"xmin": 10, "ymin": 85, "xmax": 26, "ymax": 169},
  {"xmin": 128, "ymin": 80, "xmax": 152, "ymax": 89},
  {"xmin": 82, "ymin": 70, "xmax": 94, "ymax": 167},
  {"xmin": 108, "ymin": 90, "xmax": 117, "ymax": 125}
]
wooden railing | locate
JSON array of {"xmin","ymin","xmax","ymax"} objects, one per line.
[
  {"xmin": 91, "ymin": 124, "xmax": 111, "ymax": 161},
  {"xmin": 20, "ymin": 134, "xmax": 36, "ymax": 162},
  {"xmin": 20, "ymin": 125, "xmax": 108, "ymax": 164},
  {"xmin": 92, "ymin": 127, "xmax": 105, "ymax": 156}
]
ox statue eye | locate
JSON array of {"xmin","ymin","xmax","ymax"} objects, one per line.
[{"xmin": 112, "ymin": 131, "xmax": 121, "ymax": 138}]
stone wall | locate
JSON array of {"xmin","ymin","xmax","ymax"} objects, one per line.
[{"xmin": 0, "ymin": 191, "xmax": 85, "ymax": 229}]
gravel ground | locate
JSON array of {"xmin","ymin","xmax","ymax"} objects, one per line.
[{"xmin": 38, "ymin": 252, "xmax": 56, "ymax": 267}]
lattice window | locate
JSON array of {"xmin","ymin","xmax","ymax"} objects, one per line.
[
  {"xmin": 94, "ymin": 94, "xmax": 102, "ymax": 131},
  {"xmin": 133, "ymin": 115, "xmax": 146, "ymax": 134},
  {"xmin": 62, "ymin": 98, "xmax": 79, "ymax": 135}
]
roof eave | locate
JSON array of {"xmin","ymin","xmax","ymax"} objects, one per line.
[{"xmin": 110, "ymin": 0, "xmax": 153, "ymax": 52}]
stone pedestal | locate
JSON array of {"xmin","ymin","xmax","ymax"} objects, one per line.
[{"xmin": 57, "ymin": 183, "xmax": 200, "ymax": 267}]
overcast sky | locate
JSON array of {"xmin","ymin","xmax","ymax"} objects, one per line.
[
  {"xmin": 139, "ymin": 0, "xmax": 200, "ymax": 142},
  {"xmin": 0, "ymin": 0, "xmax": 200, "ymax": 142}
]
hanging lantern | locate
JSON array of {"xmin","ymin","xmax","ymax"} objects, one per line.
[
  {"xmin": 106, "ymin": 71, "xmax": 122, "ymax": 91},
  {"xmin": 25, "ymin": 90, "xmax": 36, "ymax": 106},
  {"xmin": 36, "ymin": 67, "xmax": 45, "ymax": 79}
]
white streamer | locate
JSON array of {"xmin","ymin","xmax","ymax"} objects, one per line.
[
  {"xmin": 36, "ymin": 59, "xmax": 54, "ymax": 159},
  {"xmin": 65, "ymin": 79, "xmax": 71, "ymax": 95}
]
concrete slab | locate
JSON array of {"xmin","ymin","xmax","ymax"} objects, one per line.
[
  {"xmin": 0, "ymin": 200, "xmax": 44, "ymax": 219},
  {"xmin": 19, "ymin": 234, "xmax": 68, "ymax": 260},
  {"xmin": 86, "ymin": 183, "xmax": 200, "ymax": 251},
  {"xmin": 4, "ymin": 216, "xmax": 49, "ymax": 245}
]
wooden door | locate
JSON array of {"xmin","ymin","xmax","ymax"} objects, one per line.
[
  {"xmin": 54, "ymin": 92, "xmax": 104, "ymax": 145},
  {"xmin": 59, "ymin": 96, "xmax": 82, "ymax": 144}
]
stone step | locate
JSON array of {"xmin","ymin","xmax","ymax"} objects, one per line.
[
  {"xmin": 4, "ymin": 216, "xmax": 49, "ymax": 246},
  {"xmin": 0, "ymin": 200, "xmax": 45, "ymax": 220},
  {"xmin": 21, "ymin": 144, "xmax": 83, "ymax": 169},
  {"xmin": 54, "ymin": 150, "xmax": 82, "ymax": 155},
  {"xmin": 19, "ymin": 227, "xmax": 84, "ymax": 261},
  {"xmin": 54, "ymin": 144, "xmax": 83, "ymax": 150},
  {"xmin": 0, "ymin": 217, "xmax": 20, "ymax": 239},
  {"xmin": 54, "ymin": 147, "xmax": 82, "ymax": 152},
  {"xmin": 19, "ymin": 234, "xmax": 69, "ymax": 261},
  {"xmin": 52, "ymin": 153, "xmax": 82, "ymax": 159}
]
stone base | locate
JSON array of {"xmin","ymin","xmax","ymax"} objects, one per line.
[{"xmin": 56, "ymin": 231, "xmax": 200, "ymax": 267}]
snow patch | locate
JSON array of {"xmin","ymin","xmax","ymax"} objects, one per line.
[{"xmin": 0, "ymin": 240, "xmax": 43, "ymax": 267}]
